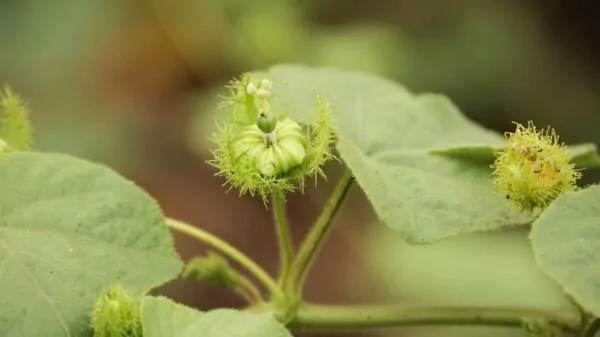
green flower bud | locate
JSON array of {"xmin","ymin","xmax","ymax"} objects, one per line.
[
  {"xmin": 182, "ymin": 251, "xmax": 239, "ymax": 288},
  {"xmin": 90, "ymin": 285, "xmax": 142, "ymax": 337},
  {"xmin": 257, "ymin": 113, "xmax": 277, "ymax": 134}
]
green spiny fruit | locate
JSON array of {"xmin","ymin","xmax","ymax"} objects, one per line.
[
  {"xmin": 491, "ymin": 121, "xmax": 581, "ymax": 212},
  {"xmin": 209, "ymin": 74, "xmax": 336, "ymax": 203},
  {"xmin": 90, "ymin": 285, "xmax": 143, "ymax": 337}
]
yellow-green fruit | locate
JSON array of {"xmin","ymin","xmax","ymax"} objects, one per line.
[{"xmin": 235, "ymin": 118, "xmax": 307, "ymax": 176}]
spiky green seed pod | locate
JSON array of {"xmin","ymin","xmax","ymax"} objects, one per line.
[
  {"xmin": 209, "ymin": 74, "xmax": 336, "ymax": 202},
  {"xmin": 90, "ymin": 285, "xmax": 142, "ymax": 337},
  {"xmin": 491, "ymin": 121, "xmax": 581, "ymax": 212}
]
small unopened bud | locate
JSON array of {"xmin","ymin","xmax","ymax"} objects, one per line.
[
  {"xmin": 256, "ymin": 88, "xmax": 270, "ymax": 99},
  {"xmin": 182, "ymin": 252, "xmax": 239, "ymax": 288}
]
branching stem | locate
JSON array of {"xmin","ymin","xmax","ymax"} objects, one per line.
[
  {"xmin": 165, "ymin": 218, "xmax": 282, "ymax": 299},
  {"xmin": 286, "ymin": 169, "xmax": 354, "ymax": 298},
  {"xmin": 272, "ymin": 193, "xmax": 294, "ymax": 287}
]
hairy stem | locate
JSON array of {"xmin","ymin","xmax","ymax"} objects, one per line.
[
  {"xmin": 272, "ymin": 193, "xmax": 294, "ymax": 287},
  {"xmin": 286, "ymin": 169, "xmax": 354, "ymax": 298},
  {"xmin": 280, "ymin": 304, "xmax": 581, "ymax": 331},
  {"xmin": 166, "ymin": 217, "xmax": 282, "ymax": 299}
]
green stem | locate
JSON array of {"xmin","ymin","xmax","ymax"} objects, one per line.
[
  {"xmin": 286, "ymin": 169, "xmax": 354, "ymax": 298},
  {"xmin": 582, "ymin": 318, "xmax": 600, "ymax": 337},
  {"xmin": 281, "ymin": 304, "xmax": 581, "ymax": 331},
  {"xmin": 234, "ymin": 276, "xmax": 264, "ymax": 304},
  {"xmin": 165, "ymin": 217, "xmax": 282, "ymax": 299},
  {"xmin": 272, "ymin": 193, "xmax": 294, "ymax": 287}
]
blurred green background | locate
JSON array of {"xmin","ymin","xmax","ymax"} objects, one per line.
[{"xmin": 2, "ymin": 1, "xmax": 599, "ymax": 336}]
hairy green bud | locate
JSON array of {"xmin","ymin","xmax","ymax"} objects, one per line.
[
  {"xmin": 209, "ymin": 74, "xmax": 336, "ymax": 203},
  {"xmin": 182, "ymin": 251, "xmax": 263, "ymax": 303},
  {"xmin": 90, "ymin": 285, "xmax": 142, "ymax": 337},
  {"xmin": 182, "ymin": 251, "xmax": 239, "ymax": 288},
  {"xmin": 491, "ymin": 121, "xmax": 581, "ymax": 212}
]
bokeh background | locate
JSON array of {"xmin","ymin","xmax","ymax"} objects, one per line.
[{"xmin": 2, "ymin": 1, "xmax": 599, "ymax": 336}]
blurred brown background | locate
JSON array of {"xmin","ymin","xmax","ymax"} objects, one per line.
[{"xmin": 2, "ymin": 1, "xmax": 599, "ymax": 336}]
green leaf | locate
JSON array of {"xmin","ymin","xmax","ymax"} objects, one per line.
[
  {"xmin": 0, "ymin": 152, "xmax": 182, "ymax": 337},
  {"xmin": 566, "ymin": 143, "xmax": 600, "ymax": 168},
  {"xmin": 252, "ymin": 64, "xmax": 532, "ymax": 244},
  {"xmin": 530, "ymin": 185, "xmax": 600, "ymax": 316},
  {"xmin": 140, "ymin": 296, "xmax": 203, "ymax": 337},
  {"xmin": 140, "ymin": 296, "xmax": 291, "ymax": 337},
  {"xmin": 181, "ymin": 310, "xmax": 292, "ymax": 337},
  {"xmin": 431, "ymin": 142, "xmax": 600, "ymax": 169}
]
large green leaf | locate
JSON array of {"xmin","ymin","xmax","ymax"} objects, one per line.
[
  {"xmin": 431, "ymin": 143, "xmax": 600, "ymax": 169},
  {"xmin": 141, "ymin": 296, "xmax": 203, "ymax": 337},
  {"xmin": 0, "ymin": 152, "xmax": 182, "ymax": 337},
  {"xmin": 252, "ymin": 64, "xmax": 532, "ymax": 243},
  {"xmin": 530, "ymin": 185, "xmax": 600, "ymax": 316},
  {"xmin": 181, "ymin": 310, "xmax": 292, "ymax": 337},
  {"xmin": 140, "ymin": 296, "xmax": 291, "ymax": 337},
  {"xmin": 566, "ymin": 143, "xmax": 600, "ymax": 168}
]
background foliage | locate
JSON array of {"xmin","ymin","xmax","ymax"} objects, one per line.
[{"xmin": 2, "ymin": 1, "xmax": 600, "ymax": 336}]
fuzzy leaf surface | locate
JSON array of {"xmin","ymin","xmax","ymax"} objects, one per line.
[
  {"xmin": 0, "ymin": 152, "xmax": 182, "ymax": 337},
  {"xmin": 141, "ymin": 296, "xmax": 291, "ymax": 337},
  {"xmin": 530, "ymin": 185, "xmax": 600, "ymax": 316}
]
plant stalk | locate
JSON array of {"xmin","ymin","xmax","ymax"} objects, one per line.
[
  {"xmin": 233, "ymin": 276, "xmax": 264, "ymax": 304},
  {"xmin": 165, "ymin": 217, "xmax": 282, "ymax": 299},
  {"xmin": 281, "ymin": 304, "xmax": 581, "ymax": 331},
  {"xmin": 286, "ymin": 169, "xmax": 354, "ymax": 298},
  {"xmin": 272, "ymin": 193, "xmax": 294, "ymax": 287}
]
